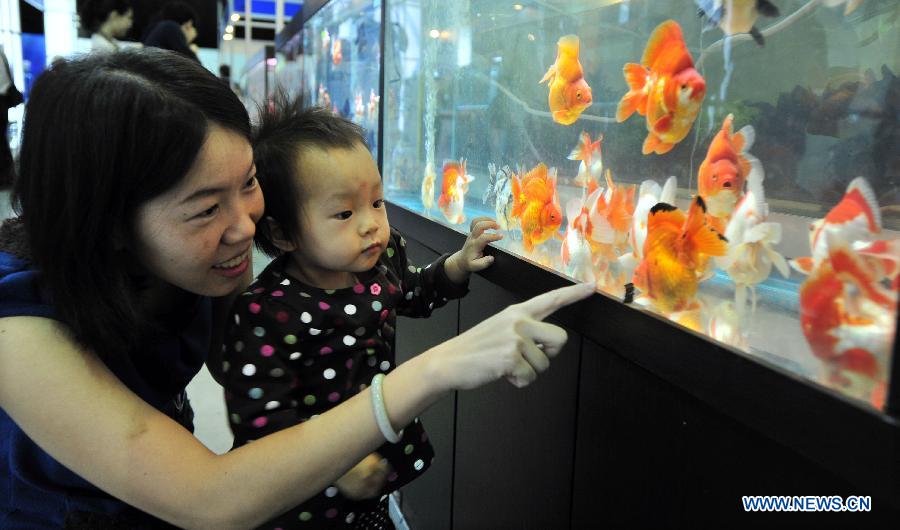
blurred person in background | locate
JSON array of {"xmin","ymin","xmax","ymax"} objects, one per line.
[
  {"xmin": 78, "ymin": 0, "xmax": 135, "ymax": 52},
  {"xmin": 0, "ymin": 46, "xmax": 22, "ymax": 189},
  {"xmin": 142, "ymin": 1, "xmax": 200, "ymax": 61}
]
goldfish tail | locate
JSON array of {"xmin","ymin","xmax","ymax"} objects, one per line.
[
  {"xmin": 642, "ymin": 20, "xmax": 690, "ymax": 70},
  {"xmin": 643, "ymin": 133, "xmax": 674, "ymax": 155},
  {"xmin": 789, "ymin": 256, "xmax": 815, "ymax": 275},
  {"xmin": 616, "ymin": 63, "xmax": 649, "ymax": 122},
  {"xmin": 685, "ymin": 196, "xmax": 729, "ymax": 256},
  {"xmin": 660, "ymin": 176, "xmax": 678, "ymax": 205},
  {"xmin": 510, "ymin": 174, "xmax": 524, "ymax": 218}
]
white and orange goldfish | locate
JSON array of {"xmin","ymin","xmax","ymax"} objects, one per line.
[
  {"xmin": 367, "ymin": 89, "xmax": 380, "ymax": 123},
  {"xmin": 484, "ymin": 163, "xmax": 515, "ymax": 230},
  {"xmin": 798, "ymin": 234, "xmax": 895, "ymax": 408},
  {"xmin": 696, "ymin": 0, "xmax": 781, "ymax": 46},
  {"xmin": 568, "ymin": 131, "xmax": 603, "ymax": 189},
  {"xmin": 540, "ymin": 35, "xmax": 593, "ymax": 126},
  {"xmin": 421, "ymin": 162, "xmax": 436, "ymax": 213},
  {"xmin": 618, "ymin": 176, "xmax": 677, "ymax": 279},
  {"xmin": 438, "ymin": 159, "xmax": 473, "ymax": 225},
  {"xmin": 354, "ymin": 92, "xmax": 365, "ymax": 122},
  {"xmin": 715, "ymin": 167, "xmax": 789, "ymax": 312},
  {"xmin": 617, "ymin": 20, "xmax": 707, "ymax": 155},
  {"xmin": 632, "ymin": 196, "xmax": 729, "ymax": 314},
  {"xmin": 562, "ymin": 196, "xmax": 597, "ymax": 284},
  {"xmin": 791, "ymin": 178, "xmax": 884, "ymax": 274},
  {"xmin": 332, "ymin": 38, "xmax": 343, "ymax": 65},
  {"xmin": 707, "ymin": 301, "xmax": 750, "ymax": 349},
  {"xmin": 587, "ymin": 170, "xmax": 635, "ymax": 259},
  {"xmin": 510, "ymin": 163, "xmax": 563, "ymax": 252},
  {"xmin": 822, "ymin": 0, "xmax": 865, "ymax": 15},
  {"xmin": 697, "ymin": 114, "xmax": 761, "ymax": 233}
]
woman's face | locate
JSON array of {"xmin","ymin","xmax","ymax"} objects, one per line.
[
  {"xmin": 181, "ymin": 19, "xmax": 198, "ymax": 44},
  {"xmin": 133, "ymin": 125, "xmax": 263, "ymax": 297}
]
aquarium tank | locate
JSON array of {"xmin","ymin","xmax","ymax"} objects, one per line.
[
  {"xmin": 382, "ymin": 0, "xmax": 900, "ymax": 410},
  {"xmin": 303, "ymin": 0, "xmax": 383, "ymax": 158},
  {"xmin": 274, "ymin": 28, "xmax": 307, "ymax": 104}
]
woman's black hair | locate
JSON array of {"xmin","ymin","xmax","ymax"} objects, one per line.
[
  {"xmin": 160, "ymin": 1, "xmax": 198, "ymax": 25},
  {"xmin": 77, "ymin": 0, "xmax": 132, "ymax": 33},
  {"xmin": 253, "ymin": 92, "xmax": 369, "ymax": 258},
  {"xmin": 12, "ymin": 48, "xmax": 250, "ymax": 358}
]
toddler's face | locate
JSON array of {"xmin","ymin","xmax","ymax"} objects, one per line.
[{"xmin": 290, "ymin": 143, "xmax": 389, "ymax": 287}]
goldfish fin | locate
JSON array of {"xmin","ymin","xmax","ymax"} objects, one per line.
[
  {"xmin": 789, "ymin": 256, "xmax": 814, "ymax": 275},
  {"xmin": 660, "ymin": 176, "xmax": 678, "ymax": 205},
  {"xmin": 617, "ymin": 63, "xmax": 649, "ymax": 121},
  {"xmin": 844, "ymin": 0, "xmax": 863, "ymax": 15},
  {"xmin": 539, "ymin": 63, "xmax": 556, "ymax": 85},
  {"xmin": 847, "ymin": 177, "xmax": 882, "ymax": 232},
  {"xmin": 643, "ymin": 133, "xmax": 674, "ymax": 155},
  {"xmin": 744, "ymin": 222, "xmax": 781, "ymax": 245},
  {"xmin": 685, "ymin": 197, "xmax": 729, "ymax": 256},
  {"xmin": 654, "ymin": 114, "xmax": 673, "ymax": 133},
  {"xmin": 757, "ymin": 0, "xmax": 781, "ymax": 17},
  {"xmin": 510, "ymin": 174, "xmax": 524, "ymax": 218},
  {"xmin": 647, "ymin": 202, "xmax": 685, "ymax": 233},
  {"xmin": 750, "ymin": 26, "xmax": 765, "ymax": 46},
  {"xmin": 642, "ymin": 20, "xmax": 688, "ymax": 70},
  {"xmin": 733, "ymin": 124, "xmax": 755, "ymax": 153},
  {"xmin": 590, "ymin": 216, "xmax": 616, "ymax": 245},
  {"xmin": 766, "ymin": 246, "xmax": 791, "ymax": 278}
]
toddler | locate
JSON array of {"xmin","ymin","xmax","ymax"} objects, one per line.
[{"xmin": 222, "ymin": 100, "xmax": 500, "ymax": 529}]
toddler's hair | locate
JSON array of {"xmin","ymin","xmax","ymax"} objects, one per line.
[{"xmin": 253, "ymin": 92, "xmax": 369, "ymax": 257}]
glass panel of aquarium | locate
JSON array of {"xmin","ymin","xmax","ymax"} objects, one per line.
[
  {"xmin": 241, "ymin": 44, "xmax": 276, "ymax": 122},
  {"xmin": 382, "ymin": 0, "xmax": 900, "ymax": 410},
  {"xmin": 303, "ymin": 0, "xmax": 383, "ymax": 158},
  {"xmin": 274, "ymin": 30, "xmax": 307, "ymax": 103}
]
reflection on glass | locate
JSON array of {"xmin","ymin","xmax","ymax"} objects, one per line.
[
  {"xmin": 302, "ymin": 0, "xmax": 383, "ymax": 158},
  {"xmin": 383, "ymin": 0, "xmax": 900, "ymax": 409}
]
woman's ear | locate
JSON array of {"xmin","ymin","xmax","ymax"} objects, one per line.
[{"xmin": 266, "ymin": 216, "xmax": 298, "ymax": 252}]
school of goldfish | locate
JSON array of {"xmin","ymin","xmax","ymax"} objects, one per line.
[{"xmin": 412, "ymin": 16, "xmax": 897, "ymax": 408}]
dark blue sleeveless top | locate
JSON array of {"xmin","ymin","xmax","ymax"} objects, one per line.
[{"xmin": 0, "ymin": 251, "xmax": 212, "ymax": 528}]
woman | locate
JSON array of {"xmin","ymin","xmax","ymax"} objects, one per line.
[
  {"xmin": 78, "ymin": 0, "xmax": 135, "ymax": 52},
  {"xmin": 0, "ymin": 49, "xmax": 593, "ymax": 528}
]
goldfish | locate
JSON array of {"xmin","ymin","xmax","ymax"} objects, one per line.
[
  {"xmin": 707, "ymin": 301, "xmax": 749, "ymax": 349},
  {"xmin": 822, "ymin": 0, "xmax": 865, "ymax": 15},
  {"xmin": 421, "ymin": 162, "xmax": 436, "ymax": 213},
  {"xmin": 617, "ymin": 20, "xmax": 707, "ymax": 155},
  {"xmin": 587, "ymin": 170, "xmax": 636, "ymax": 258},
  {"xmin": 696, "ymin": 0, "xmax": 781, "ymax": 46},
  {"xmin": 618, "ymin": 176, "xmax": 677, "ymax": 278},
  {"xmin": 332, "ymin": 38, "xmax": 343, "ymax": 65},
  {"xmin": 484, "ymin": 163, "xmax": 515, "ymax": 230},
  {"xmin": 367, "ymin": 89, "xmax": 380, "ymax": 123},
  {"xmin": 568, "ymin": 132, "xmax": 603, "ymax": 189},
  {"xmin": 632, "ymin": 196, "xmax": 728, "ymax": 314},
  {"xmin": 698, "ymin": 113, "xmax": 762, "ymax": 233},
  {"xmin": 437, "ymin": 159, "xmax": 473, "ymax": 225},
  {"xmin": 353, "ymin": 92, "xmax": 365, "ymax": 121},
  {"xmin": 510, "ymin": 163, "xmax": 563, "ymax": 252},
  {"xmin": 798, "ymin": 235, "xmax": 895, "ymax": 406},
  {"xmin": 561, "ymin": 196, "xmax": 597, "ymax": 284},
  {"xmin": 715, "ymin": 166, "xmax": 789, "ymax": 312},
  {"xmin": 539, "ymin": 35, "xmax": 593, "ymax": 126},
  {"xmin": 790, "ymin": 178, "xmax": 883, "ymax": 274}
]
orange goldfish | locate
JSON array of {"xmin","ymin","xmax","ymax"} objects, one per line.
[
  {"xmin": 696, "ymin": 0, "xmax": 781, "ymax": 46},
  {"xmin": 617, "ymin": 20, "xmax": 707, "ymax": 155},
  {"xmin": 540, "ymin": 35, "xmax": 593, "ymax": 126},
  {"xmin": 568, "ymin": 132, "xmax": 603, "ymax": 189},
  {"xmin": 561, "ymin": 196, "xmax": 596, "ymax": 284},
  {"xmin": 332, "ymin": 38, "xmax": 343, "ymax": 65},
  {"xmin": 438, "ymin": 159, "xmax": 473, "ymax": 225},
  {"xmin": 698, "ymin": 113, "xmax": 762, "ymax": 232},
  {"xmin": 799, "ymin": 235, "xmax": 895, "ymax": 406},
  {"xmin": 632, "ymin": 197, "xmax": 728, "ymax": 314},
  {"xmin": 511, "ymin": 163, "xmax": 563, "ymax": 252},
  {"xmin": 367, "ymin": 89, "xmax": 380, "ymax": 123},
  {"xmin": 354, "ymin": 92, "xmax": 365, "ymax": 121}
]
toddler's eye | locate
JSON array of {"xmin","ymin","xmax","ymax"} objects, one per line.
[
  {"xmin": 373, "ymin": 199, "xmax": 385, "ymax": 208},
  {"xmin": 336, "ymin": 211, "xmax": 352, "ymax": 220}
]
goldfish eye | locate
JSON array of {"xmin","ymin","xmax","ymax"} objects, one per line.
[{"xmin": 575, "ymin": 91, "xmax": 582, "ymax": 100}]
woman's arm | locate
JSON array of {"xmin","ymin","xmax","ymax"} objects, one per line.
[{"xmin": 0, "ymin": 282, "xmax": 593, "ymax": 529}]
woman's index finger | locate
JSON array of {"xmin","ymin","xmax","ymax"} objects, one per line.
[{"xmin": 521, "ymin": 282, "xmax": 595, "ymax": 321}]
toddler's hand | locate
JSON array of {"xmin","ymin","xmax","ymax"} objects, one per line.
[
  {"xmin": 335, "ymin": 452, "xmax": 393, "ymax": 500},
  {"xmin": 446, "ymin": 217, "xmax": 503, "ymax": 283}
]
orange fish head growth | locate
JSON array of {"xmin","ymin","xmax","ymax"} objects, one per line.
[
  {"xmin": 564, "ymin": 79, "xmax": 593, "ymax": 114},
  {"xmin": 541, "ymin": 201, "xmax": 564, "ymax": 233},
  {"xmin": 670, "ymin": 68, "xmax": 706, "ymax": 109}
]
